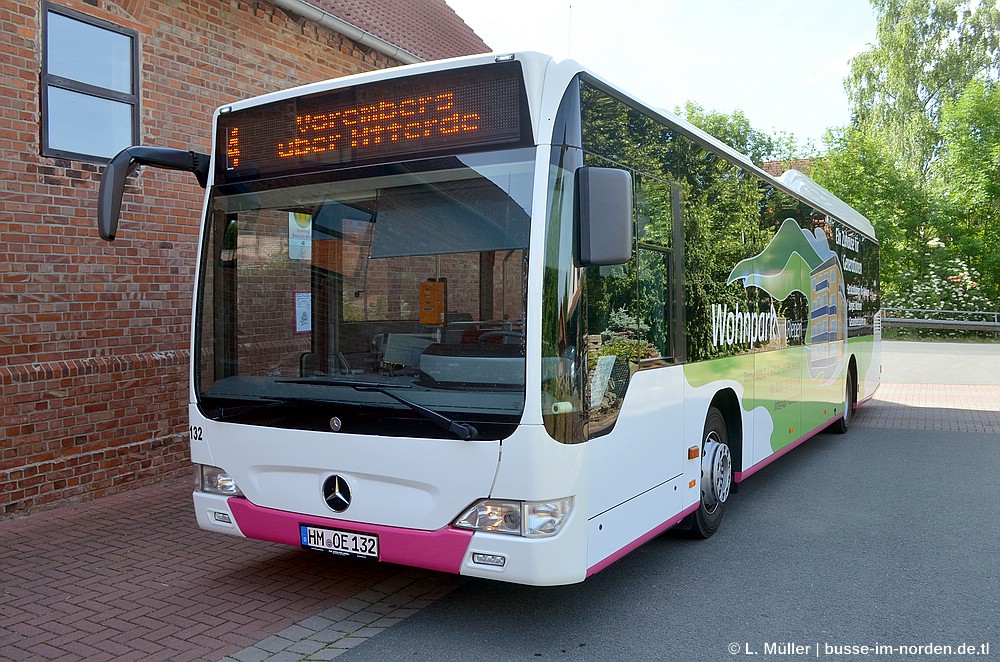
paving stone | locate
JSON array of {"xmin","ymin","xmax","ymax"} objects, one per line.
[
  {"xmin": 347, "ymin": 590, "xmax": 386, "ymax": 604},
  {"xmin": 254, "ymin": 635, "xmax": 294, "ymax": 653},
  {"xmin": 295, "ymin": 615, "xmax": 335, "ymax": 632},
  {"xmin": 0, "ymin": 479, "xmax": 400, "ymax": 662},
  {"xmin": 341, "ymin": 609, "xmax": 382, "ymax": 625},
  {"xmin": 264, "ymin": 651, "xmax": 310, "ymax": 662},
  {"xmin": 327, "ymin": 636, "xmax": 367, "ymax": 650},
  {"xmin": 315, "ymin": 606, "xmax": 353, "ymax": 622},
  {"xmin": 275, "ymin": 624, "xmax": 315, "ymax": 642},
  {"xmin": 227, "ymin": 646, "xmax": 271, "ymax": 662},
  {"xmin": 331, "ymin": 598, "xmax": 371, "ymax": 613},
  {"xmin": 349, "ymin": 626, "xmax": 386, "ymax": 638},
  {"xmin": 370, "ymin": 616, "xmax": 404, "ymax": 628},
  {"xmin": 308, "ymin": 625, "xmax": 354, "ymax": 644},
  {"xmin": 286, "ymin": 638, "xmax": 329, "ymax": 655},
  {"xmin": 303, "ymin": 647, "xmax": 346, "ymax": 661}
]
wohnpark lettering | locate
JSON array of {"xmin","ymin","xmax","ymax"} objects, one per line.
[{"xmin": 711, "ymin": 303, "xmax": 779, "ymax": 348}]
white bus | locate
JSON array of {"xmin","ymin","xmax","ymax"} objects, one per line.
[{"xmin": 97, "ymin": 52, "xmax": 880, "ymax": 586}]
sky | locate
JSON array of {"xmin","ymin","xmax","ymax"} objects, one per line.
[{"xmin": 444, "ymin": 0, "xmax": 879, "ymax": 151}]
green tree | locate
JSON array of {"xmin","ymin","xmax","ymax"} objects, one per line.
[
  {"xmin": 812, "ymin": 126, "xmax": 931, "ymax": 304},
  {"xmin": 934, "ymin": 78, "xmax": 1000, "ymax": 303},
  {"xmin": 679, "ymin": 102, "xmax": 813, "ymax": 164},
  {"xmin": 817, "ymin": 0, "xmax": 1000, "ymax": 311},
  {"xmin": 889, "ymin": 245, "xmax": 993, "ymax": 312},
  {"xmin": 847, "ymin": 0, "xmax": 1000, "ymax": 180}
]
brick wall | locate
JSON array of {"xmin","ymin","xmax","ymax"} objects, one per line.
[{"xmin": 1, "ymin": 0, "xmax": 404, "ymax": 516}]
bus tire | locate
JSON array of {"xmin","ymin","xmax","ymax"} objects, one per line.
[
  {"xmin": 829, "ymin": 371, "xmax": 855, "ymax": 435},
  {"xmin": 688, "ymin": 406, "xmax": 732, "ymax": 539}
]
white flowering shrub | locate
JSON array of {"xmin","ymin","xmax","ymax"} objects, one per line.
[
  {"xmin": 885, "ymin": 248, "xmax": 997, "ymax": 339},
  {"xmin": 887, "ymin": 254, "xmax": 993, "ymax": 312}
]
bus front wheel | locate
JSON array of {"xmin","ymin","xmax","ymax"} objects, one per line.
[{"xmin": 688, "ymin": 407, "xmax": 732, "ymax": 538}]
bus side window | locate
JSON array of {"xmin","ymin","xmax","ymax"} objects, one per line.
[
  {"xmin": 638, "ymin": 248, "xmax": 670, "ymax": 360},
  {"xmin": 584, "ymin": 261, "xmax": 638, "ymax": 438},
  {"xmin": 636, "ymin": 175, "xmax": 674, "ymax": 363},
  {"xmin": 583, "ymin": 172, "xmax": 678, "ymax": 436}
]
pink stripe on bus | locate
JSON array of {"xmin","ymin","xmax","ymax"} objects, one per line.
[
  {"xmin": 734, "ymin": 413, "xmax": 841, "ymax": 483},
  {"xmin": 586, "ymin": 502, "xmax": 700, "ymax": 577},
  {"xmin": 856, "ymin": 384, "xmax": 878, "ymax": 407},
  {"xmin": 227, "ymin": 498, "xmax": 473, "ymax": 574}
]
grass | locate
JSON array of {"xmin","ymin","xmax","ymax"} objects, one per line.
[{"xmin": 882, "ymin": 327, "xmax": 1000, "ymax": 343}]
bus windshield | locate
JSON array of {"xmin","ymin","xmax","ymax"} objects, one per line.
[{"xmin": 196, "ymin": 147, "xmax": 534, "ymax": 439}]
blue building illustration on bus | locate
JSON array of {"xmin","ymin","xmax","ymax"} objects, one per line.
[{"xmin": 806, "ymin": 254, "xmax": 846, "ymax": 379}]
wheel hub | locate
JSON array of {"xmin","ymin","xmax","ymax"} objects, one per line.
[{"xmin": 701, "ymin": 433, "xmax": 732, "ymax": 508}]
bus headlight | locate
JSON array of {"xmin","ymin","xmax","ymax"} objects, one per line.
[
  {"xmin": 197, "ymin": 464, "xmax": 244, "ymax": 497},
  {"xmin": 523, "ymin": 498, "xmax": 573, "ymax": 538},
  {"xmin": 453, "ymin": 497, "xmax": 573, "ymax": 538}
]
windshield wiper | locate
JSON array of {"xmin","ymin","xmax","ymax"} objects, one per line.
[
  {"xmin": 276, "ymin": 378, "xmax": 478, "ymax": 440},
  {"xmin": 205, "ymin": 397, "xmax": 288, "ymax": 421}
]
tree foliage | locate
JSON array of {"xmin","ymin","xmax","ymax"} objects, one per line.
[
  {"xmin": 812, "ymin": 126, "xmax": 930, "ymax": 304},
  {"xmin": 815, "ymin": 0, "xmax": 1000, "ymax": 310},
  {"xmin": 846, "ymin": 0, "xmax": 1000, "ymax": 180},
  {"xmin": 679, "ymin": 102, "xmax": 812, "ymax": 164},
  {"xmin": 934, "ymin": 79, "xmax": 1000, "ymax": 302}
]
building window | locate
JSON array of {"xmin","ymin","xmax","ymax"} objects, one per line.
[{"xmin": 42, "ymin": 4, "xmax": 139, "ymax": 161}]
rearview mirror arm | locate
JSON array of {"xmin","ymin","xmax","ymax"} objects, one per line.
[{"xmin": 98, "ymin": 146, "xmax": 210, "ymax": 241}]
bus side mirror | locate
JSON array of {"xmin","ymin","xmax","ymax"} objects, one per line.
[
  {"xmin": 576, "ymin": 167, "xmax": 633, "ymax": 266},
  {"xmin": 98, "ymin": 146, "xmax": 210, "ymax": 241}
]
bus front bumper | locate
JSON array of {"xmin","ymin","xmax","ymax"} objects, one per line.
[
  {"xmin": 192, "ymin": 491, "xmax": 588, "ymax": 585},
  {"xmin": 193, "ymin": 491, "xmax": 473, "ymax": 574}
]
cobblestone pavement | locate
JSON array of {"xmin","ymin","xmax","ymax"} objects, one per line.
[
  {"xmin": 2, "ymin": 342, "xmax": 997, "ymax": 660},
  {"xmin": 0, "ymin": 482, "xmax": 462, "ymax": 661},
  {"xmin": 853, "ymin": 383, "xmax": 1000, "ymax": 433}
]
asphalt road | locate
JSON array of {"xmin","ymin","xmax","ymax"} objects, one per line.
[
  {"xmin": 336, "ymin": 425, "xmax": 998, "ymax": 661},
  {"xmin": 880, "ymin": 339, "xmax": 1000, "ymax": 384},
  {"xmin": 330, "ymin": 341, "xmax": 1000, "ymax": 662}
]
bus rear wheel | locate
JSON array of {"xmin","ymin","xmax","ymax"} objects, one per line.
[
  {"xmin": 829, "ymin": 371, "xmax": 855, "ymax": 435},
  {"xmin": 688, "ymin": 407, "xmax": 732, "ymax": 538}
]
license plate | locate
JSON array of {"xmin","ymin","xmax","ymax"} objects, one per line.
[{"xmin": 300, "ymin": 525, "xmax": 379, "ymax": 559}]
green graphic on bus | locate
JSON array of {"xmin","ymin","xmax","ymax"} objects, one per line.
[{"xmin": 726, "ymin": 218, "xmax": 848, "ymax": 383}]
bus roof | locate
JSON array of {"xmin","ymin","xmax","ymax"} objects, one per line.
[
  {"xmin": 562, "ymin": 56, "xmax": 878, "ymax": 242},
  {"xmin": 214, "ymin": 51, "xmax": 877, "ymax": 241},
  {"xmin": 778, "ymin": 169, "xmax": 876, "ymax": 239}
]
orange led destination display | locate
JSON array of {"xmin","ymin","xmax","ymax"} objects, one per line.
[
  {"xmin": 226, "ymin": 126, "xmax": 240, "ymax": 168},
  {"xmin": 277, "ymin": 92, "xmax": 481, "ymax": 158},
  {"xmin": 217, "ymin": 62, "xmax": 528, "ymax": 181}
]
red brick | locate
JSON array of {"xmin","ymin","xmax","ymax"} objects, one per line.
[{"xmin": 1, "ymin": 0, "xmax": 486, "ymax": 517}]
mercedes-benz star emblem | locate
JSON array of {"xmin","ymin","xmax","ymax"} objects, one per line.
[{"xmin": 323, "ymin": 474, "xmax": 352, "ymax": 513}]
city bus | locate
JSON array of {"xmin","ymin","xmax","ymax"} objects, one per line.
[{"xmin": 96, "ymin": 52, "xmax": 880, "ymax": 586}]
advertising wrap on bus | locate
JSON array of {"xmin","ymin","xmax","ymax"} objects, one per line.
[{"xmin": 687, "ymin": 212, "xmax": 879, "ymax": 470}]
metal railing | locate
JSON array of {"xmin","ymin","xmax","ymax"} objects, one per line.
[{"xmin": 882, "ymin": 308, "xmax": 1000, "ymax": 333}]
